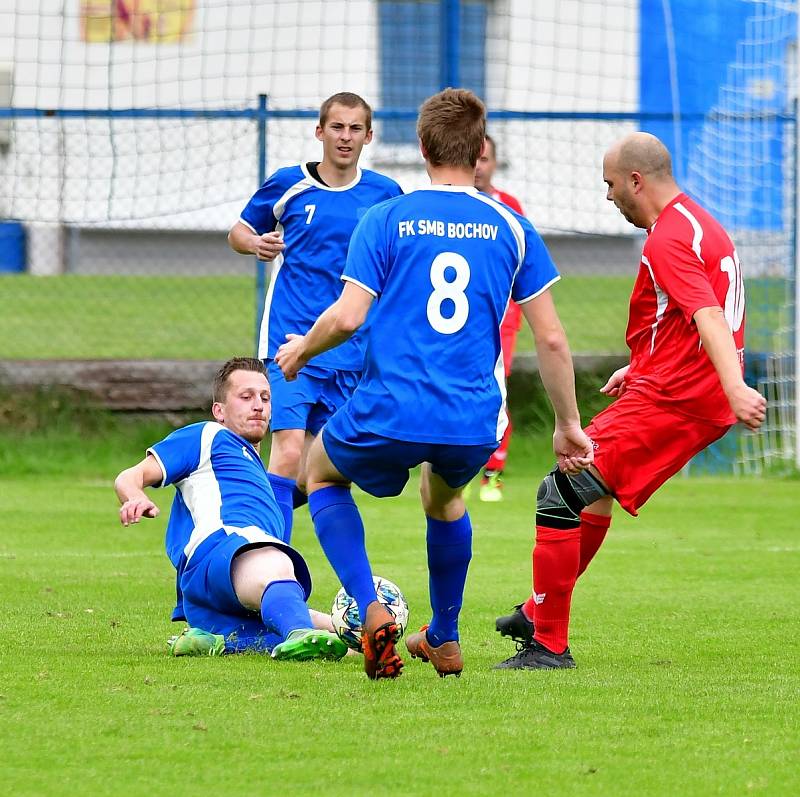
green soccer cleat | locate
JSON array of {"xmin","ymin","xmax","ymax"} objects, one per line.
[
  {"xmin": 167, "ymin": 627, "xmax": 226, "ymax": 657},
  {"xmin": 479, "ymin": 471, "xmax": 504, "ymax": 503},
  {"xmin": 270, "ymin": 628, "xmax": 349, "ymax": 662}
]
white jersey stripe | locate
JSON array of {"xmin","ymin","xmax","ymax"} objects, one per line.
[
  {"xmin": 494, "ymin": 348, "xmax": 509, "ymax": 442},
  {"xmin": 258, "ymin": 242, "xmax": 283, "ymax": 360},
  {"xmin": 257, "ymin": 177, "xmax": 317, "ymax": 360},
  {"xmin": 674, "ymin": 202, "xmax": 705, "ymax": 264},
  {"xmin": 224, "ymin": 525, "xmax": 284, "ymax": 547},
  {"xmin": 181, "ymin": 423, "xmax": 225, "ymax": 561},
  {"xmin": 273, "ymin": 178, "xmax": 316, "ymax": 220},
  {"xmin": 471, "ymin": 190, "xmax": 526, "ymax": 266},
  {"xmin": 642, "ymin": 255, "xmax": 669, "ymax": 354}
]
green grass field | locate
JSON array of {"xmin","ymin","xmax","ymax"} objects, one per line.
[
  {"xmin": 1, "ymin": 418, "xmax": 798, "ymax": 796},
  {"xmin": 1, "ymin": 272, "xmax": 790, "ymax": 360},
  {"xmin": 2, "ymin": 274, "xmax": 631, "ymax": 358}
]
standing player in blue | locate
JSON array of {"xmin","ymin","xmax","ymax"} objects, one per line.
[
  {"xmin": 276, "ymin": 88, "xmax": 594, "ymax": 680},
  {"xmin": 227, "ymin": 92, "xmax": 402, "ymax": 542},
  {"xmin": 114, "ymin": 357, "xmax": 347, "ymax": 661}
]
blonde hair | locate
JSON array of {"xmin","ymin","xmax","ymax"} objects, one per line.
[{"xmin": 417, "ymin": 88, "xmax": 486, "ymax": 169}]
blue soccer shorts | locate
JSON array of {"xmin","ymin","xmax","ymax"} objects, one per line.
[
  {"xmin": 266, "ymin": 360, "xmax": 360, "ymax": 436},
  {"xmin": 322, "ymin": 408, "xmax": 498, "ymax": 498},
  {"xmin": 178, "ymin": 527, "xmax": 313, "ymax": 646}
]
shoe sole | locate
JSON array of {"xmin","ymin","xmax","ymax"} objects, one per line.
[
  {"xmin": 363, "ymin": 621, "xmax": 403, "ymax": 680},
  {"xmin": 494, "ymin": 659, "xmax": 576, "ymax": 670},
  {"xmin": 493, "ymin": 649, "xmax": 577, "ymax": 670}
]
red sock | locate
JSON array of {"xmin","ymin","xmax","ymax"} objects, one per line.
[
  {"xmin": 521, "ymin": 596, "xmax": 535, "ymax": 622},
  {"xmin": 522, "ymin": 512, "xmax": 612, "ymax": 621},
  {"xmin": 577, "ymin": 511, "xmax": 611, "ymax": 577},
  {"xmin": 528, "ymin": 525, "xmax": 580, "ymax": 653}
]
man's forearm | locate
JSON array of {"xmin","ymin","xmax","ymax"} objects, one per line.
[
  {"xmin": 114, "ymin": 467, "xmax": 146, "ymax": 504},
  {"xmin": 227, "ymin": 224, "xmax": 256, "ymax": 255},
  {"xmin": 115, "ymin": 457, "xmax": 162, "ymax": 502},
  {"xmin": 537, "ymin": 341, "xmax": 582, "ymax": 426},
  {"xmin": 521, "ymin": 291, "xmax": 582, "ymax": 426},
  {"xmin": 300, "ymin": 302, "xmax": 357, "ymax": 362},
  {"xmin": 694, "ymin": 307, "xmax": 744, "ymax": 396}
]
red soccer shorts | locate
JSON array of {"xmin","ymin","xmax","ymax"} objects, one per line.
[{"xmin": 584, "ymin": 391, "xmax": 732, "ymax": 516}]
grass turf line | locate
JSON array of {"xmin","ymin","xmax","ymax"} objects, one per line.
[{"xmin": 0, "ymin": 429, "xmax": 798, "ymax": 795}]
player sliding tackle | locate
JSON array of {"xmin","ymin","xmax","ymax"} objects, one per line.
[
  {"xmin": 114, "ymin": 357, "xmax": 348, "ymax": 661},
  {"xmin": 494, "ymin": 132, "xmax": 767, "ymax": 670},
  {"xmin": 276, "ymin": 88, "xmax": 593, "ymax": 680}
]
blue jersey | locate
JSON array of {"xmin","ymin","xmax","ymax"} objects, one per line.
[
  {"xmin": 239, "ymin": 164, "xmax": 403, "ymax": 372},
  {"xmin": 341, "ymin": 185, "xmax": 560, "ymax": 445},
  {"xmin": 148, "ymin": 422, "xmax": 285, "ymax": 568}
]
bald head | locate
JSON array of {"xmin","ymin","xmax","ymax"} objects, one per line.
[
  {"xmin": 603, "ymin": 132, "xmax": 680, "ymax": 229},
  {"xmin": 606, "ymin": 132, "xmax": 673, "ymax": 180}
]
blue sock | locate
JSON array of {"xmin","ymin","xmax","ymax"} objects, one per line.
[
  {"xmin": 267, "ymin": 472, "xmax": 296, "ymax": 544},
  {"xmin": 426, "ymin": 513, "xmax": 473, "ymax": 646},
  {"xmin": 309, "ymin": 486, "xmax": 376, "ymax": 623},
  {"xmin": 260, "ymin": 579, "xmax": 313, "ymax": 640},
  {"xmin": 292, "ymin": 485, "xmax": 309, "ymax": 509}
]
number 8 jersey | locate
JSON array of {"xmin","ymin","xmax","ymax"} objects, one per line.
[
  {"xmin": 626, "ymin": 192, "xmax": 746, "ymax": 425},
  {"xmin": 340, "ymin": 184, "xmax": 559, "ymax": 446}
]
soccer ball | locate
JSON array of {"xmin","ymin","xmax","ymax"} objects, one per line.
[{"xmin": 330, "ymin": 575, "xmax": 409, "ymax": 652}]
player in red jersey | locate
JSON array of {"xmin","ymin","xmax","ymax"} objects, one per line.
[
  {"xmin": 473, "ymin": 134, "xmax": 524, "ymax": 502},
  {"xmin": 494, "ymin": 132, "xmax": 767, "ymax": 669}
]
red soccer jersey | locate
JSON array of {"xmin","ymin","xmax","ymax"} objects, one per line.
[
  {"xmin": 491, "ymin": 188, "xmax": 523, "ymax": 216},
  {"xmin": 625, "ymin": 193, "xmax": 745, "ymax": 425},
  {"xmin": 491, "ymin": 188, "xmax": 524, "ymax": 331}
]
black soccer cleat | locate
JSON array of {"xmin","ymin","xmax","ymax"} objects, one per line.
[
  {"xmin": 493, "ymin": 639, "xmax": 577, "ymax": 670},
  {"xmin": 495, "ymin": 603, "xmax": 535, "ymax": 645}
]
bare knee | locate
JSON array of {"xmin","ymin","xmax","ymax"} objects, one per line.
[
  {"xmin": 420, "ymin": 465, "xmax": 464, "ymax": 522},
  {"xmin": 231, "ymin": 546, "xmax": 297, "ymax": 611},
  {"xmin": 584, "ymin": 495, "xmax": 613, "ymax": 516},
  {"xmin": 305, "ymin": 434, "xmax": 350, "ymax": 493},
  {"xmin": 293, "ymin": 432, "xmax": 317, "ymax": 495},
  {"xmin": 268, "ymin": 431, "xmax": 305, "ymax": 478}
]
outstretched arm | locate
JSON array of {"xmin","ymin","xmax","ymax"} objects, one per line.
[
  {"xmin": 693, "ymin": 306, "xmax": 766, "ymax": 430},
  {"xmin": 115, "ymin": 454, "xmax": 165, "ymax": 526},
  {"xmin": 521, "ymin": 290, "xmax": 594, "ymax": 473},
  {"xmin": 275, "ymin": 281, "xmax": 375, "ymax": 381}
]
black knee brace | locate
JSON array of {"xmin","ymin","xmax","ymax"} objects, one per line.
[{"xmin": 535, "ymin": 466, "xmax": 608, "ymax": 529}]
